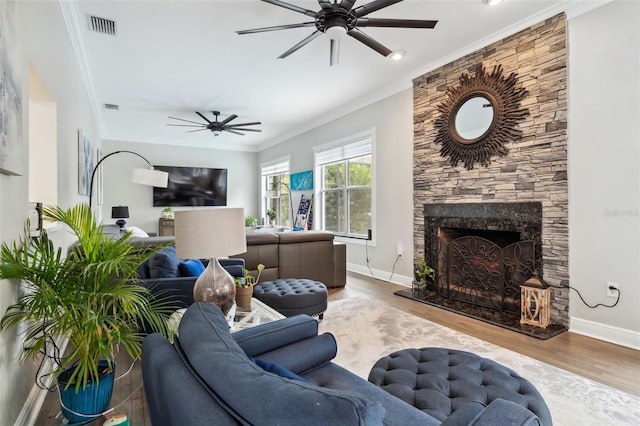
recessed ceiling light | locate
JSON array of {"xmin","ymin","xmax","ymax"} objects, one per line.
[
  {"xmin": 388, "ymin": 50, "xmax": 406, "ymax": 61},
  {"xmin": 483, "ymin": 0, "xmax": 504, "ymax": 5}
]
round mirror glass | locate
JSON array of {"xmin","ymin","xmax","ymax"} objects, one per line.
[{"xmin": 454, "ymin": 96, "xmax": 494, "ymax": 141}]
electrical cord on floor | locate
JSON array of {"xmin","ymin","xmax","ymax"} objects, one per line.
[
  {"xmin": 554, "ymin": 285, "xmax": 621, "ymax": 308},
  {"xmin": 365, "ymin": 239, "xmax": 376, "ymax": 279},
  {"xmin": 388, "ymin": 255, "xmax": 401, "ymax": 282},
  {"xmin": 365, "ymin": 239, "xmax": 401, "ymax": 283}
]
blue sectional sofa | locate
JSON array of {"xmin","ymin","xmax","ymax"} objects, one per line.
[{"xmin": 142, "ymin": 303, "xmax": 543, "ymax": 425}]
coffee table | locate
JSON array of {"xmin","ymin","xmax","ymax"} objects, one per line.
[
  {"xmin": 231, "ymin": 297, "xmax": 285, "ymax": 331},
  {"xmin": 168, "ymin": 298, "xmax": 284, "ymax": 339}
]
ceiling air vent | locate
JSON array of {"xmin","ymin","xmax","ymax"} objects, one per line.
[
  {"xmin": 89, "ymin": 15, "xmax": 117, "ymax": 36},
  {"xmin": 103, "ymin": 103, "xmax": 119, "ymax": 111}
]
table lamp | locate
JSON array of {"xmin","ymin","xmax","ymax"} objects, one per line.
[
  {"xmin": 174, "ymin": 208, "xmax": 247, "ymax": 314},
  {"xmin": 111, "ymin": 205, "xmax": 130, "ymax": 229}
]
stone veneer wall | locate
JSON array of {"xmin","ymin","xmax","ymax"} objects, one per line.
[{"xmin": 413, "ymin": 14, "xmax": 569, "ymax": 326}]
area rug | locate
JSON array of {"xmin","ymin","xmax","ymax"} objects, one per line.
[{"xmin": 318, "ymin": 297, "xmax": 640, "ymax": 426}]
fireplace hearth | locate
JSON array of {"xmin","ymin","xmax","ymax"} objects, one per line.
[{"xmin": 398, "ymin": 202, "xmax": 567, "ymax": 339}]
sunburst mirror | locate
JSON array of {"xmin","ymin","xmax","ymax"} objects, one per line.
[{"xmin": 434, "ymin": 64, "xmax": 529, "ymax": 170}]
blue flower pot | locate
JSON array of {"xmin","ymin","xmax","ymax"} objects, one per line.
[{"xmin": 57, "ymin": 360, "xmax": 115, "ymax": 424}]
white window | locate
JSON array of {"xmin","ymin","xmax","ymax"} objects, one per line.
[
  {"xmin": 261, "ymin": 158, "xmax": 290, "ymax": 227},
  {"xmin": 314, "ymin": 130, "xmax": 373, "ymax": 239}
]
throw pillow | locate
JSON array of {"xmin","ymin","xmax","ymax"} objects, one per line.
[
  {"xmin": 148, "ymin": 247, "xmax": 180, "ymax": 279},
  {"xmin": 179, "ymin": 259, "xmax": 205, "ymax": 277},
  {"xmin": 249, "ymin": 357, "xmax": 308, "ymax": 383},
  {"xmin": 125, "ymin": 226, "xmax": 149, "ymax": 238}
]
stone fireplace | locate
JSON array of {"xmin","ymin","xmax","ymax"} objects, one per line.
[{"xmin": 407, "ymin": 13, "xmax": 570, "ymax": 333}]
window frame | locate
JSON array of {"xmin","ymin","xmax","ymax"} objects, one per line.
[
  {"xmin": 314, "ymin": 129, "xmax": 375, "ymax": 239},
  {"xmin": 261, "ymin": 157, "xmax": 290, "ymax": 227}
]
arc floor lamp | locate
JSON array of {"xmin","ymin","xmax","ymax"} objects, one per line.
[{"xmin": 88, "ymin": 150, "xmax": 169, "ymax": 207}]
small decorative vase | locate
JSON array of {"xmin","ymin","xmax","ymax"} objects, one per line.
[{"xmin": 235, "ymin": 286, "xmax": 253, "ymax": 309}]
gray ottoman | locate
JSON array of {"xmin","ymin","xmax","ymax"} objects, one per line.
[
  {"xmin": 253, "ymin": 278, "xmax": 328, "ymax": 319},
  {"xmin": 368, "ymin": 347, "xmax": 552, "ymax": 425}
]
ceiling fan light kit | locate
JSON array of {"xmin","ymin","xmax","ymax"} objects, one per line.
[
  {"xmin": 237, "ymin": 0, "xmax": 438, "ymax": 66},
  {"xmin": 388, "ymin": 49, "xmax": 406, "ymax": 61}
]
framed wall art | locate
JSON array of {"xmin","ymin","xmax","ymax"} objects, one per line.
[
  {"xmin": 78, "ymin": 129, "xmax": 94, "ymax": 196},
  {"xmin": 0, "ymin": 1, "xmax": 24, "ymax": 176},
  {"xmin": 290, "ymin": 170, "xmax": 313, "ymax": 191}
]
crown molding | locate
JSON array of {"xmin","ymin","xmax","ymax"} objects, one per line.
[{"xmin": 58, "ymin": 0, "xmax": 104, "ymax": 136}]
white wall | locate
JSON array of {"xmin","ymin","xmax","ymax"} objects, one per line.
[
  {"xmin": 567, "ymin": 0, "xmax": 640, "ymax": 348},
  {"xmin": 102, "ymin": 140, "xmax": 259, "ymax": 233},
  {"xmin": 259, "ymin": 89, "xmax": 415, "ymax": 284},
  {"xmin": 1, "ymin": 1, "xmax": 103, "ymax": 423}
]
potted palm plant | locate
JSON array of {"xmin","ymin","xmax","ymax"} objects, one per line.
[{"xmin": 0, "ymin": 204, "xmax": 171, "ymax": 423}]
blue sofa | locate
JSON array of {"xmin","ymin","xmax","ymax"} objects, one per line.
[
  {"xmin": 135, "ymin": 245, "xmax": 245, "ymax": 310},
  {"xmin": 142, "ymin": 303, "xmax": 543, "ymax": 425}
]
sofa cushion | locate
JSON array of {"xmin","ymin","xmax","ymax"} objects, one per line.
[
  {"xmin": 148, "ymin": 246, "xmax": 180, "ymax": 278},
  {"xmin": 179, "ymin": 259, "xmax": 205, "ymax": 277},
  {"xmin": 178, "ymin": 303, "xmax": 384, "ymax": 425}
]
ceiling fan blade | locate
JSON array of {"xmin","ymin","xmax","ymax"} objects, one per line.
[
  {"xmin": 167, "ymin": 124, "xmax": 207, "ymax": 128},
  {"xmin": 318, "ymin": 0, "xmax": 333, "ymax": 11},
  {"xmin": 237, "ymin": 22, "xmax": 316, "ymax": 35},
  {"xmin": 352, "ymin": 0, "xmax": 403, "ymax": 18},
  {"xmin": 229, "ymin": 128, "xmax": 262, "ymax": 132},
  {"xmin": 338, "ymin": 0, "xmax": 356, "ymax": 11},
  {"xmin": 186, "ymin": 129, "xmax": 209, "ymax": 133},
  {"xmin": 278, "ymin": 30, "xmax": 322, "ymax": 59},
  {"xmin": 224, "ymin": 129, "xmax": 246, "ymax": 136},
  {"xmin": 330, "ymin": 38, "xmax": 340, "ymax": 66},
  {"xmin": 168, "ymin": 116, "xmax": 208, "ymax": 125},
  {"xmin": 196, "ymin": 111, "xmax": 213, "ymax": 124},
  {"xmin": 348, "ymin": 28, "xmax": 392, "ymax": 57},
  {"xmin": 219, "ymin": 114, "xmax": 238, "ymax": 125},
  {"xmin": 261, "ymin": 0, "xmax": 317, "ymax": 18},
  {"xmin": 355, "ymin": 18, "xmax": 438, "ymax": 29},
  {"xmin": 226, "ymin": 121, "xmax": 262, "ymax": 127}
]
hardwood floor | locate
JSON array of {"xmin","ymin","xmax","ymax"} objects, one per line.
[{"xmin": 35, "ymin": 272, "xmax": 639, "ymax": 425}]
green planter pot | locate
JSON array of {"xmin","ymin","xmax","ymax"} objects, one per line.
[{"xmin": 58, "ymin": 360, "xmax": 115, "ymax": 424}]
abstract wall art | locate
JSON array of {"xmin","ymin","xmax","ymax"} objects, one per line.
[
  {"xmin": 0, "ymin": 0, "xmax": 24, "ymax": 176},
  {"xmin": 78, "ymin": 129, "xmax": 94, "ymax": 196}
]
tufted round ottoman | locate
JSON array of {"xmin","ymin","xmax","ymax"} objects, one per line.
[
  {"xmin": 253, "ymin": 278, "xmax": 328, "ymax": 319},
  {"xmin": 368, "ymin": 347, "xmax": 552, "ymax": 425}
]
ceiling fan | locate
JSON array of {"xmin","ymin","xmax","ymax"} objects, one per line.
[
  {"xmin": 237, "ymin": 0, "xmax": 438, "ymax": 66},
  {"xmin": 167, "ymin": 111, "xmax": 262, "ymax": 136}
]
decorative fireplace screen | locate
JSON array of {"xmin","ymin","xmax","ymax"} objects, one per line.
[{"xmin": 436, "ymin": 234, "xmax": 535, "ymax": 313}]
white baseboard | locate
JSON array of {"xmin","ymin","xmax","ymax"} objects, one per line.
[
  {"xmin": 14, "ymin": 337, "xmax": 68, "ymax": 426},
  {"xmin": 570, "ymin": 317, "xmax": 640, "ymax": 350},
  {"xmin": 347, "ymin": 263, "xmax": 413, "ymax": 287}
]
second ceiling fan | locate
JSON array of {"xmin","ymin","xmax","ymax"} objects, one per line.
[
  {"xmin": 237, "ymin": 0, "xmax": 438, "ymax": 66},
  {"xmin": 167, "ymin": 111, "xmax": 262, "ymax": 136}
]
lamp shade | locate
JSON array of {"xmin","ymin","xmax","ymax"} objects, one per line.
[
  {"xmin": 111, "ymin": 206, "xmax": 130, "ymax": 219},
  {"xmin": 131, "ymin": 168, "xmax": 169, "ymax": 188},
  {"xmin": 174, "ymin": 208, "xmax": 247, "ymax": 259}
]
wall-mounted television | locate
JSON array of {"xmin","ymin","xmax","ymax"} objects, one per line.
[{"xmin": 153, "ymin": 166, "xmax": 227, "ymax": 207}]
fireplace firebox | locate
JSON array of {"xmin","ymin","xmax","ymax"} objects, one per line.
[{"xmin": 423, "ymin": 203, "xmax": 542, "ymax": 313}]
